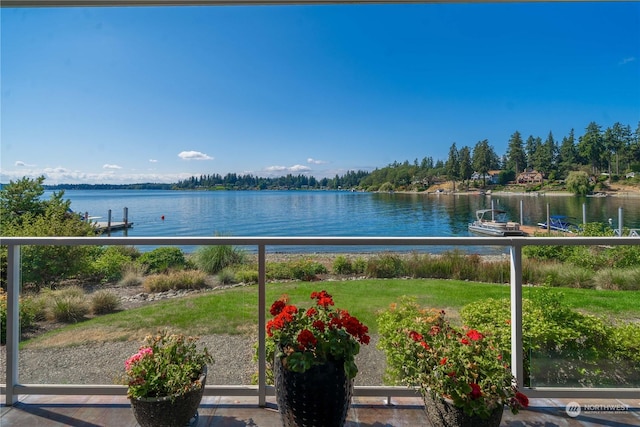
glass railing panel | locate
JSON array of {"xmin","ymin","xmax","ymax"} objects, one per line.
[
  {"xmin": 12, "ymin": 244, "xmax": 262, "ymax": 387},
  {"xmin": 522, "ymin": 244, "xmax": 640, "ymax": 388}
]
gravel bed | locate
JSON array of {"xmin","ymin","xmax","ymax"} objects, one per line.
[{"xmin": 0, "ymin": 334, "xmax": 385, "ymax": 386}]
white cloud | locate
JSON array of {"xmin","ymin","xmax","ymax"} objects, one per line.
[
  {"xmin": 265, "ymin": 165, "xmax": 287, "ymax": 172},
  {"xmin": 15, "ymin": 160, "xmax": 36, "ymax": 167},
  {"xmin": 619, "ymin": 57, "xmax": 636, "ymax": 66},
  {"xmin": 149, "ymin": 159, "xmax": 158, "ymax": 163},
  {"xmin": 307, "ymin": 158, "xmax": 328, "ymax": 165},
  {"xmin": 178, "ymin": 151, "xmax": 213, "ymax": 160},
  {"xmin": 0, "ymin": 167, "xmax": 196, "ymax": 185},
  {"xmin": 290, "ymin": 164, "xmax": 311, "ymax": 172},
  {"xmin": 103, "ymin": 164, "xmax": 123, "ymax": 170}
]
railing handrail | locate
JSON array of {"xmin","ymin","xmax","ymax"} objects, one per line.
[{"xmin": 3, "ymin": 235, "xmax": 639, "ymax": 406}]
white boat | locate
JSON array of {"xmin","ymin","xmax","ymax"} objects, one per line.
[{"xmin": 468, "ymin": 209, "xmax": 526, "ymax": 236}]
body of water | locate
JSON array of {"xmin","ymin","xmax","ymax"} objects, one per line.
[{"xmin": 48, "ymin": 189, "xmax": 640, "ymax": 255}]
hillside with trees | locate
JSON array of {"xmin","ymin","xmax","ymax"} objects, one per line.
[{"xmin": 37, "ymin": 120, "xmax": 640, "ymax": 195}]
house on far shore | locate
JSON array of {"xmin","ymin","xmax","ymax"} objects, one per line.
[
  {"xmin": 471, "ymin": 170, "xmax": 501, "ymax": 185},
  {"xmin": 516, "ymin": 170, "xmax": 544, "ymax": 184}
]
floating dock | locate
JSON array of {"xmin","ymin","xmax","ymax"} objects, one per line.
[{"xmin": 93, "ymin": 221, "xmax": 133, "ymax": 233}]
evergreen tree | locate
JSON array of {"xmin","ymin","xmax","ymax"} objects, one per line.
[
  {"xmin": 505, "ymin": 130, "xmax": 526, "ymax": 174},
  {"xmin": 558, "ymin": 129, "xmax": 577, "ymax": 179},
  {"xmin": 577, "ymin": 122, "xmax": 604, "ymax": 174},
  {"xmin": 445, "ymin": 143, "xmax": 460, "ymax": 191},
  {"xmin": 458, "ymin": 146, "xmax": 473, "ymax": 189}
]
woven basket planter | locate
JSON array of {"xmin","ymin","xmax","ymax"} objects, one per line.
[{"xmin": 274, "ymin": 356, "xmax": 353, "ymax": 427}]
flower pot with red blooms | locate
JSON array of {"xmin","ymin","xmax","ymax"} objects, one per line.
[
  {"xmin": 377, "ymin": 299, "xmax": 529, "ymax": 427},
  {"xmin": 267, "ymin": 290, "xmax": 370, "ymax": 427}
]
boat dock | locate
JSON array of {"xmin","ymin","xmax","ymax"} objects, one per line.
[{"xmin": 93, "ymin": 221, "xmax": 133, "ymax": 233}]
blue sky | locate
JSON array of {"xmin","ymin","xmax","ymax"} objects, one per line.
[{"xmin": 1, "ymin": 2, "xmax": 639, "ymax": 185}]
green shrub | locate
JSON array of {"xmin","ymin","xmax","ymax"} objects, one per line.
[
  {"xmin": 0, "ymin": 290, "xmax": 40, "ymax": 344},
  {"xmin": 332, "ymin": 255, "xmax": 353, "ymax": 275},
  {"xmin": 266, "ymin": 259, "xmax": 327, "ymax": 281},
  {"xmin": 607, "ymin": 245, "xmax": 640, "ymax": 268},
  {"xmin": 460, "ymin": 288, "xmax": 638, "ymax": 387},
  {"xmin": 193, "ymin": 245, "xmax": 246, "ymax": 275},
  {"xmin": 610, "ymin": 323, "xmax": 640, "ymax": 363},
  {"xmin": 92, "ymin": 246, "xmax": 136, "ymax": 283},
  {"xmin": 289, "ymin": 259, "xmax": 327, "ymax": 281},
  {"xmin": 404, "ymin": 253, "xmax": 434, "ymax": 278},
  {"xmin": 44, "ymin": 286, "xmax": 90, "ymax": 323},
  {"xmin": 235, "ymin": 269, "xmax": 259, "ymax": 284},
  {"xmin": 352, "ymin": 257, "xmax": 367, "ymax": 274},
  {"xmin": 143, "ymin": 270, "xmax": 208, "ymax": 293},
  {"xmin": 366, "ymin": 253, "xmax": 405, "ymax": 278},
  {"xmin": 137, "ymin": 247, "xmax": 186, "ymax": 274},
  {"xmin": 91, "ymin": 289, "xmax": 121, "ymax": 314},
  {"xmin": 266, "ymin": 262, "xmax": 293, "ymax": 280},
  {"xmin": 217, "ymin": 268, "xmax": 237, "ymax": 285}
]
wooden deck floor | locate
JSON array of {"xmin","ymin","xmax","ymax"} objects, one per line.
[{"xmin": 2, "ymin": 395, "xmax": 638, "ymax": 426}]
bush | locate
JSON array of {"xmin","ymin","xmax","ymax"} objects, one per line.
[
  {"xmin": 593, "ymin": 267, "xmax": 640, "ymax": 290},
  {"xmin": 352, "ymin": 257, "xmax": 367, "ymax": 274},
  {"xmin": 0, "ymin": 289, "xmax": 39, "ymax": 344},
  {"xmin": 332, "ymin": 255, "xmax": 353, "ymax": 275},
  {"xmin": 266, "ymin": 262, "xmax": 292, "ymax": 280},
  {"xmin": 266, "ymin": 259, "xmax": 327, "ymax": 281},
  {"xmin": 44, "ymin": 286, "xmax": 90, "ymax": 323},
  {"xmin": 137, "ymin": 247, "xmax": 186, "ymax": 274},
  {"xmin": 91, "ymin": 289, "xmax": 121, "ymax": 314},
  {"xmin": 366, "ymin": 253, "xmax": 405, "ymax": 278},
  {"xmin": 460, "ymin": 288, "xmax": 638, "ymax": 387},
  {"xmin": 289, "ymin": 259, "xmax": 327, "ymax": 281},
  {"xmin": 193, "ymin": 244, "xmax": 246, "ymax": 275},
  {"xmin": 92, "ymin": 246, "xmax": 137, "ymax": 283},
  {"xmin": 217, "ymin": 268, "xmax": 237, "ymax": 285},
  {"xmin": 143, "ymin": 270, "xmax": 208, "ymax": 293},
  {"xmin": 118, "ymin": 262, "xmax": 147, "ymax": 287},
  {"xmin": 235, "ymin": 269, "xmax": 259, "ymax": 284}
]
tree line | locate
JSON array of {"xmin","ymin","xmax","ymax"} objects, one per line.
[{"xmin": 39, "ymin": 120, "xmax": 639, "ymax": 193}]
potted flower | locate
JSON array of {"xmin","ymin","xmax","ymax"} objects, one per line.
[
  {"xmin": 124, "ymin": 330, "xmax": 214, "ymax": 427},
  {"xmin": 267, "ymin": 290, "xmax": 370, "ymax": 427},
  {"xmin": 378, "ymin": 299, "xmax": 528, "ymax": 427}
]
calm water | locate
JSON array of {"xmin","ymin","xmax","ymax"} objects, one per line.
[{"xmin": 49, "ymin": 190, "xmax": 640, "ymax": 255}]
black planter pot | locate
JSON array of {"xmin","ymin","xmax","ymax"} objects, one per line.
[
  {"xmin": 422, "ymin": 392, "xmax": 504, "ymax": 427},
  {"xmin": 130, "ymin": 367, "xmax": 207, "ymax": 427},
  {"xmin": 274, "ymin": 356, "xmax": 354, "ymax": 427}
]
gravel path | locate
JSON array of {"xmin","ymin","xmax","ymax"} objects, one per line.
[{"xmin": 0, "ymin": 334, "xmax": 385, "ymax": 386}]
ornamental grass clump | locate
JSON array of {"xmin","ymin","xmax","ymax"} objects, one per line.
[
  {"xmin": 267, "ymin": 290, "xmax": 370, "ymax": 379},
  {"xmin": 378, "ymin": 299, "xmax": 528, "ymax": 420},
  {"xmin": 124, "ymin": 330, "xmax": 213, "ymax": 401}
]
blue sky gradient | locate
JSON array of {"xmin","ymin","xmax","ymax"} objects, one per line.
[{"xmin": 1, "ymin": 3, "xmax": 639, "ymax": 184}]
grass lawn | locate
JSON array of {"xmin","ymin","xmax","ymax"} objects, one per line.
[{"xmin": 23, "ymin": 279, "xmax": 639, "ymax": 348}]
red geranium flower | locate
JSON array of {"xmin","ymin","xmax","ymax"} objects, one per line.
[
  {"xmin": 297, "ymin": 329, "xmax": 317, "ymax": 350},
  {"xmin": 270, "ymin": 300, "xmax": 286, "ymax": 316},
  {"xmin": 311, "ymin": 290, "xmax": 334, "ymax": 308},
  {"xmin": 469, "ymin": 383, "xmax": 482, "ymax": 400},
  {"xmin": 409, "ymin": 331, "xmax": 424, "ymax": 342},
  {"xmin": 515, "ymin": 392, "xmax": 529, "ymax": 408},
  {"xmin": 466, "ymin": 329, "xmax": 484, "ymax": 341}
]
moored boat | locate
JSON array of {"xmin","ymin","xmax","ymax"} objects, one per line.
[
  {"xmin": 537, "ymin": 215, "xmax": 578, "ymax": 233},
  {"xmin": 468, "ymin": 209, "xmax": 526, "ymax": 236}
]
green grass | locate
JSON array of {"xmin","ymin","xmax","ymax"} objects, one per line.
[{"xmin": 23, "ymin": 279, "xmax": 639, "ymax": 348}]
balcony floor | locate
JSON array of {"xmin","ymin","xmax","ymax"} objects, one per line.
[{"xmin": 1, "ymin": 395, "xmax": 638, "ymax": 426}]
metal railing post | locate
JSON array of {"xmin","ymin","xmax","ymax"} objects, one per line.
[
  {"xmin": 257, "ymin": 244, "xmax": 267, "ymax": 407},
  {"xmin": 6, "ymin": 244, "xmax": 21, "ymax": 405},
  {"xmin": 509, "ymin": 243, "xmax": 524, "ymax": 388}
]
